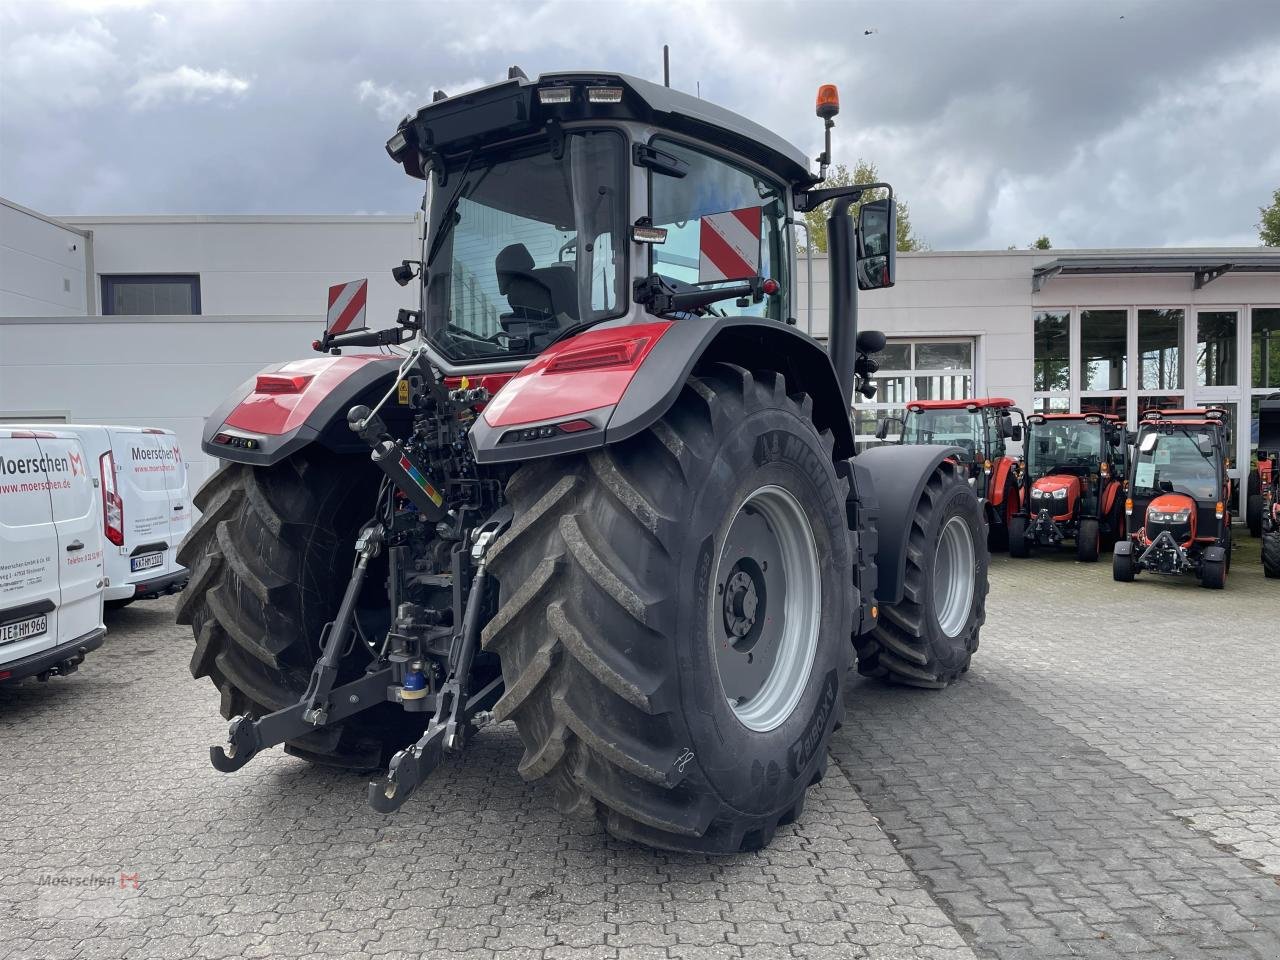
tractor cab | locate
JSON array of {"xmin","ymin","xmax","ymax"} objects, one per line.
[
  {"xmin": 1114, "ymin": 408, "xmax": 1233, "ymax": 588},
  {"xmin": 877, "ymin": 398, "xmax": 1026, "ymax": 549},
  {"xmin": 1257, "ymin": 393, "xmax": 1280, "ymax": 578},
  {"xmin": 1010, "ymin": 412, "xmax": 1126, "ymax": 562}
]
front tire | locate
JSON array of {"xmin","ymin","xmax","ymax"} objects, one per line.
[
  {"xmin": 1113, "ymin": 546, "xmax": 1135, "ymax": 582},
  {"xmin": 481, "ymin": 365, "xmax": 855, "ymax": 853},
  {"xmin": 1008, "ymin": 516, "xmax": 1030, "ymax": 558},
  {"xmin": 1075, "ymin": 518, "xmax": 1101, "ymax": 562},
  {"xmin": 854, "ymin": 464, "xmax": 988, "ymax": 688},
  {"xmin": 1247, "ymin": 494, "xmax": 1263, "ymax": 538},
  {"xmin": 1263, "ymin": 532, "xmax": 1280, "ymax": 579}
]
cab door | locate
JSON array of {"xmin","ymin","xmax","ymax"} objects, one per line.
[
  {"xmin": 0, "ymin": 430, "xmax": 59, "ymax": 663},
  {"xmin": 36, "ymin": 435, "xmax": 104, "ymax": 644}
]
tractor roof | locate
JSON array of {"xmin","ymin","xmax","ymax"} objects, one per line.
[
  {"xmin": 907, "ymin": 397, "xmax": 1014, "ymax": 411},
  {"xmin": 1029, "ymin": 413, "xmax": 1124, "ymax": 424},
  {"xmin": 386, "ymin": 70, "xmax": 814, "ymax": 188},
  {"xmin": 1139, "ymin": 407, "xmax": 1229, "ymax": 420}
]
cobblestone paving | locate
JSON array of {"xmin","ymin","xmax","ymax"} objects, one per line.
[{"xmin": 1, "ymin": 535, "xmax": 1277, "ymax": 959}]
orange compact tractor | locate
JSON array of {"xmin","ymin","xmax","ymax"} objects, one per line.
[
  {"xmin": 1113, "ymin": 407, "xmax": 1233, "ymax": 588},
  {"xmin": 877, "ymin": 398, "xmax": 1026, "ymax": 549},
  {"xmin": 1009, "ymin": 412, "xmax": 1127, "ymax": 562}
]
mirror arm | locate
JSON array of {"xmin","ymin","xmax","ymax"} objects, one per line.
[{"xmin": 795, "ymin": 181, "xmax": 893, "ymax": 213}]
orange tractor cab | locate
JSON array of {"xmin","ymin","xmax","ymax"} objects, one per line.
[
  {"xmin": 1009, "ymin": 412, "xmax": 1127, "ymax": 562},
  {"xmin": 1255, "ymin": 393, "xmax": 1280, "ymax": 578},
  {"xmin": 1113, "ymin": 407, "xmax": 1233, "ymax": 588},
  {"xmin": 877, "ymin": 398, "xmax": 1026, "ymax": 549}
]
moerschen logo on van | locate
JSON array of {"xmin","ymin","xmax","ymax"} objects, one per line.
[
  {"xmin": 131, "ymin": 446, "xmax": 179, "ymax": 462},
  {"xmin": 0, "ymin": 452, "xmax": 71, "ymax": 476}
]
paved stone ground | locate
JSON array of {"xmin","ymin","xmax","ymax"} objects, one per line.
[{"xmin": 1, "ymin": 533, "xmax": 1277, "ymax": 960}]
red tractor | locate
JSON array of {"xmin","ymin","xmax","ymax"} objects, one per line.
[
  {"xmin": 1256, "ymin": 393, "xmax": 1280, "ymax": 578},
  {"xmin": 877, "ymin": 398, "xmax": 1025, "ymax": 549},
  {"xmin": 175, "ymin": 71, "xmax": 990, "ymax": 852},
  {"xmin": 1009, "ymin": 413, "xmax": 1127, "ymax": 562},
  {"xmin": 1113, "ymin": 408, "xmax": 1234, "ymax": 588}
]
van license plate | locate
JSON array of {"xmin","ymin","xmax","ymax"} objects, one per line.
[
  {"xmin": 131, "ymin": 553, "xmax": 164, "ymax": 573},
  {"xmin": 0, "ymin": 614, "xmax": 48, "ymax": 647}
]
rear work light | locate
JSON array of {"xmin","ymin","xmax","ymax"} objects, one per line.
[
  {"xmin": 546, "ymin": 337, "xmax": 649, "ymax": 373},
  {"xmin": 586, "ymin": 86, "xmax": 623, "ymax": 103},
  {"xmin": 100, "ymin": 450, "xmax": 124, "ymax": 547},
  {"xmin": 537, "ymin": 86, "xmax": 573, "ymax": 105},
  {"xmin": 255, "ymin": 373, "xmax": 314, "ymax": 394}
]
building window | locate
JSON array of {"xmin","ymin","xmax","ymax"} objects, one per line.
[
  {"xmin": 1251, "ymin": 307, "xmax": 1280, "ymax": 389},
  {"xmin": 855, "ymin": 338, "xmax": 975, "ymax": 448},
  {"xmin": 1080, "ymin": 309, "xmax": 1127, "ymax": 391},
  {"xmin": 1033, "ymin": 310, "xmax": 1069, "ymax": 413},
  {"xmin": 1197, "ymin": 310, "xmax": 1237, "ymax": 386},
  {"xmin": 101, "ymin": 275, "xmax": 201, "ymax": 315},
  {"xmin": 1137, "ymin": 308, "xmax": 1183, "ymax": 390}
]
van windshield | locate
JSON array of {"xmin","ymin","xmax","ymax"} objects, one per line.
[{"xmin": 421, "ymin": 131, "xmax": 627, "ymax": 363}]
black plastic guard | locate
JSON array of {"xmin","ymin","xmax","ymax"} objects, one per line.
[{"xmin": 855, "ymin": 444, "xmax": 964, "ymax": 606}]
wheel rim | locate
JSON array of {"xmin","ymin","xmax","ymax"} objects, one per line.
[
  {"xmin": 712, "ymin": 484, "xmax": 821, "ymax": 733},
  {"xmin": 933, "ymin": 515, "xmax": 976, "ymax": 638}
]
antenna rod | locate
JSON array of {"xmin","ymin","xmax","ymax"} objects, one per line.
[{"xmin": 663, "ymin": 45, "xmax": 670, "ymax": 87}]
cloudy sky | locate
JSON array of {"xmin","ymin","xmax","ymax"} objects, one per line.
[{"xmin": 2, "ymin": 0, "xmax": 1278, "ymax": 250}]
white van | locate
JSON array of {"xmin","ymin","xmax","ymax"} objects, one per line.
[
  {"xmin": 7, "ymin": 426, "xmax": 192, "ymax": 607},
  {"xmin": 0, "ymin": 427, "xmax": 107, "ymax": 683}
]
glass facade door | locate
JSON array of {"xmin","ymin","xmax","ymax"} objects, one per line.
[{"xmin": 856, "ymin": 338, "xmax": 975, "ymax": 448}]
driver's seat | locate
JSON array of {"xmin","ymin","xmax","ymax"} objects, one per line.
[{"xmin": 495, "ymin": 244, "xmax": 579, "ymax": 323}]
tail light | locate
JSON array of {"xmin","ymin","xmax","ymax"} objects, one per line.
[
  {"xmin": 1215, "ymin": 501, "xmax": 1225, "ymax": 520},
  {"xmin": 1125, "ymin": 497, "xmax": 1133, "ymax": 516},
  {"xmin": 100, "ymin": 450, "xmax": 124, "ymax": 546}
]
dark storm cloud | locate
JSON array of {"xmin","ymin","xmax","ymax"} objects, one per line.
[{"xmin": 1, "ymin": 0, "xmax": 1277, "ymax": 249}]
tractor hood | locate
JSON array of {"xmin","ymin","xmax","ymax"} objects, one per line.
[
  {"xmin": 1144, "ymin": 492, "xmax": 1197, "ymax": 544},
  {"xmin": 1029, "ymin": 475, "xmax": 1080, "ymax": 518}
]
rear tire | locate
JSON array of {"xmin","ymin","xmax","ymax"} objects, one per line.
[
  {"xmin": 1247, "ymin": 494, "xmax": 1263, "ymax": 538},
  {"xmin": 854, "ymin": 464, "xmax": 988, "ymax": 688},
  {"xmin": 1263, "ymin": 532, "xmax": 1280, "ymax": 579},
  {"xmin": 1112, "ymin": 546, "xmax": 1135, "ymax": 582},
  {"xmin": 1008, "ymin": 516, "xmax": 1030, "ymax": 558},
  {"xmin": 1075, "ymin": 518, "xmax": 1100, "ymax": 563},
  {"xmin": 481, "ymin": 365, "xmax": 855, "ymax": 853},
  {"xmin": 176, "ymin": 453, "xmax": 427, "ymax": 769}
]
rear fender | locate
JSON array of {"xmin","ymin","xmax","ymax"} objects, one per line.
[
  {"xmin": 201, "ymin": 354, "xmax": 406, "ymax": 466},
  {"xmin": 990, "ymin": 456, "xmax": 1017, "ymax": 508},
  {"xmin": 469, "ymin": 317, "xmax": 855, "ymax": 464},
  {"xmin": 855, "ymin": 444, "xmax": 965, "ymax": 606}
]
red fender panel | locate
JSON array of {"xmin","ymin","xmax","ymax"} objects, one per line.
[{"xmin": 224, "ymin": 355, "xmax": 391, "ymax": 435}]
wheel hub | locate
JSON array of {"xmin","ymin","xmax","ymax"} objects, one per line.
[{"xmin": 712, "ymin": 485, "xmax": 821, "ymax": 732}]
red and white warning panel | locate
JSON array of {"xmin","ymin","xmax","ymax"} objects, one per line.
[
  {"xmin": 698, "ymin": 206, "xmax": 762, "ymax": 283},
  {"xmin": 326, "ymin": 279, "xmax": 368, "ymax": 335}
]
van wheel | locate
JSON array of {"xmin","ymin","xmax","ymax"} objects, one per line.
[{"xmin": 176, "ymin": 453, "xmax": 428, "ymax": 769}]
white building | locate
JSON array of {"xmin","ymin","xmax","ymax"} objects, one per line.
[{"xmin": 2, "ymin": 196, "xmax": 1278, "ymax": 502}]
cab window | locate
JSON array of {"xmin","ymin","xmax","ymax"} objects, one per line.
[{"xmin": 648, "ymin": 138, "xmax": 789, "ymax": 321}]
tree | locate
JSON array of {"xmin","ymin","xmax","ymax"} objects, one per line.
[
  {"xmin": 799, "ymin": 160, "xmax": 926, "ymax": 254},
  {"xmin": 1029, "ymin": 235, "xmax": 1052, "ymax": 250},
  {"xmin": 1259, "ymin": 187, "xmax": 1280, "ymax": 246}
]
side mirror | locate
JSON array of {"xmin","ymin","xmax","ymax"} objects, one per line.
[
  {"xmin": 857, "ymin": 198, "xmax": 896, "ymax": 291},
  {"xmin": 1010, "ymin": 424, "xmax": 1023, "ymax": 443},
  {"xmin": 856, "ymin": 329, "xmax": 887, "ymax": 354},
  {"xmin": 875, "ymin": 416, "xmax": 903, "ymax": 441}
]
